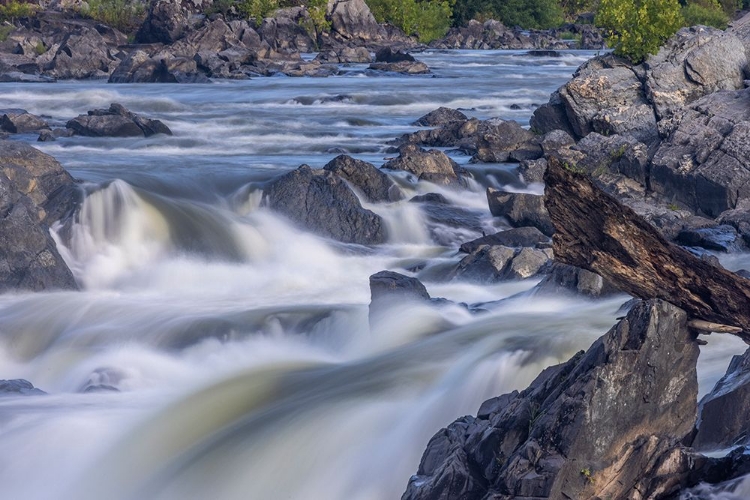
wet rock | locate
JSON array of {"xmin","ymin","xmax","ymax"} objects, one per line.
[
  {"xmin": 323, "ymin": 154, "xmax": 402, "ymax": 202},
  {"xmin": 533, "ymin": 263, "xmax": 619, "ymax": 297},
  {"xmin": 262, "ymin": 164, "xmax": 387, "ymax": 245},
  {"xmin": 645, "ymin": 26, "xmax": 747, "ymax": 122},
  {"xmin": 374, "ymin": 47, "xmax": 414, "ymax": 63},
  {"xmin": 396, "ymin": 118, "xmax": 480, "ymax": 151},
  {"xmin": 527, "ymin": 49, "xmax": 561, "ymax": 57},
  {"xmin": 368, "ymin": 60, "xmax": 430, "ymax": 74},
  {"xmin": 66, "ymin": 103, "xmax": 173, "ymax": 138},
  {"xmin": 369, "ymin": 270, "xmax": 430, "ymax": 303},
  {"xmin": 472, "ymin": 118, "xmax": 542, "ymax": 163},
  {"xmin": 0, "ymin": 110, "xmax": 49, "ymax": 134},
  {"xmin": 676, "ymin": 224, "xmax": 747, "ymax": 253},
  {"xmin": 37, "ymin": 128, "xmax": 74, "ymax": 143},
  {"xmin": 409, "ymin": 193, "xmax": 450, "ymax": 205},
  {"xmin": 314, "ymin": 47, "xmax": 371, "ymax": 63},
  {"xmin": 109, "ymin": 50, "xmax": 211, "ymax": 83},
  {"xmin": 451, "ymin": 244, "xmax": 552, "ymax": 282},
  {"xmin": 0, "ymin": 379, "xmax": 46, "ymax": 396},
  {"xmin": 694, "ymin": 347, "xmax": 750, "ymax": 450},
  {"xmin": 413, "ymin": 107, "xmax": 468, "ymax": 127},
  {"xmin": 487, "ymin": 188, "xmax": 554, "ymax": 236},
  {"xmin": 382, "ymin": 144, "xmax": 463, "ymax": 183},
  {"xmin": 460, "ymin": 227, "xmax": 550, "ymax": 253},
  {"xmin": 403, "ymin": 299, "xmax": 699, "ymax": 500},
  {"xmin": 719, "ymin": 201, "xmax": 750, "ymax": 246}
]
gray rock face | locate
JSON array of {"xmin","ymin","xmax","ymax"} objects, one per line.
[
  {"xmin": 67, "ymin": 103, "xmax": 173, "ymax": 138},
  {"xmin": 323, "ymin": 154, "xmax": 402, "ymax": 202},
  {"xmin": 109, "ymin": 50, "xmax": 211, "ymax": 84},
  {"xmin": 262, "ymin": 164, "xmax": 387, "ymax": 245},
  {"xmin": 383, "ymin": 144, "xmax": 462, "ymax": 183},
  {"xmin": 45, "ymin": 27, "xmax": 120, "ymax": 79},
  {"xmin": 328, "ymin": 0, "xmax": 382, "ymax": 42},
  {"xmin": 694, "ymin": 347, "xmax": 750, "ymax": 450},
  {"xmin": 402, "ymin": 299, "xmax": 699, "ymax": 500},
  {"xmin": 645, "ymin": 26, "xmax": 747, "ymax": 122},
  {"xmin": 258, "ymin": 15, "xmax": 315, "ymax": 54},
  {"xmin": 651, "ymin": 88, "xmax": 750, "ymax": 217},
  {"xmin": 451, "ymin": 244, "xmax": 551, "ymax": 282},
  {"xmin": 0, "ymin": 170, "xmax": 77, "ymax": 292},
  {"xmin": 487, "ymin": 188, "xmax": 554, "ymax": 236},
  {"xmin": 473, "ymin": 118, "xmax": 542, "ymax": 163},
  {"xmin": 533, "ymin": 263, "xmax": 619, "ymax": 298},
  {"xmin": 368, "ymin": 60, "xmax": 430, "ymax": 74}
]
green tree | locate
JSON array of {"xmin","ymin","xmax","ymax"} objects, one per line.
[
  {"xmin": 367, "ymin": 0, "xmax": 454, "ymax": 43},
  {"xmin": 596, "ymin": 0, "xmax": 683, "ymax": 63},
  {"xmin": 491, "ymin": 0, "xmax": 564, "ymax": 28},
  {"xmin": 682, "ymin": 0, "xmax": 729, "ymax": 28}
]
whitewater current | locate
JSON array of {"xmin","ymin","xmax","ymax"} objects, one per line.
[{"xmin": 0, "ymin": 50, "xmax": 747, "ymax": 500}]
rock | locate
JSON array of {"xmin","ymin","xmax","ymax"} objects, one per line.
[
  {"xmin": 450, "ymin": 245, "xmax": 517, "ymax": 282},
  {"xmin": 459, "ymin": 227, "xmax": 550, "ymax": 253},
  {"xmin": 0, "ymin": 140, "xmax": 79, "ymax": 224},
  {"xmin": 109, "ymin": 50, "xmax": 211, "ymax": 83},
  {"xmin": 529, "ymin": 90, "xmax": 576, "ymax": 138},
  {"xmin": 409, "ymin": 193, "xmax": 450, "ymax": 205},
  {"xmin": 404, "ymin": 299, "xmax": 699, "ymax": 500},
  {"xmin": 0, "ymin": 379, "xmax": 46, "ymax": 396},
  {"xmin": 382, "ymin": 144, "xmax": 463, "ymax": 183},
  {"xmin": 651, "ymin": 88, "xmax": 750, "ymax": 217},
  {"xmin": 369, "ymin": 270, "xmax": 430, "ymax": 303},
  {"xmin": 44, "ymin": 26, "xmax": 120, "ymax": 79},
  {"xmin": 314, "ymin": 46, "xmax": 371, "ymax": 63},
  {"xmin": 676, "ymin": 225, "xmax": 747, "ymax": 253},
  {"xmin": 136, "ymin": 0, "xmax": 210, "ymax": 44},
  {"xmin": 0, "ymin": 110, "xmax": 49, "ymax": 134},
  {"xmin": 645, "ymin": 26, "xmax": 747, "ymax": 122},
  {"xmin": 487, "ymin": 188, "xmax": 554, "ymax": 236},
  {"xmin": 527, "ymin": 49, "xmax": 561, "ymax": 57},
  {"xmin": 540, "ymin": 129, "xmax": 575, "ymax": 156},
  {"xmin": 517, "ymin": 158, "xmax": 547, "ymax": 184},
  {"xmin": 374, "ymin": 47, "xmax": 414, "ymax": 63},
  {"xmin": 693, "ymin": 347, "xmax": 750, "ymax": 450},
  {"xmin": 505, "ymin": 247, "xmax": 552, "ymax": 279},
  {"xmin": 719, "ymin": 201, "xmax": 750, "ymax": 246},
  {"xmin": 258, "ymin": 14, "xmax": 315, "ymax": 54},
  {"xmin": 0, "ymin": 171, "xmax": 78, "ymax": 292},
  {"xmin": 66, "ymin": 103, "xmax": 173, "ymax": 138},
  {"xmin": 323, "ymin": 154, "xmax": 402, "ymax": 202},
  {"xmin": 328, "ymin": 0, "xmax": 382, "ymax": 42},
  {"xmin": 262, "ymin": 165, "xmax": 387, "ymax": 245},
  {"xmin": 533, "ymin": 263, "xmax": 619, "ymax": 297},
  {"xmin": 368, "ymin": 60, "xmax": 430, "ymax": 74},
  {"xmin": 413, "ymin": 107, "xmax": 468, "ymax": 127},
  {"xmin": 396, "ymin": 118, "xmax": 480, "ymax": 151},
  {"xmin": 472, "ymin": 118, "xmax": 542, "ymax": 163}
]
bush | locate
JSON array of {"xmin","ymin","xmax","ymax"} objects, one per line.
[
  {"xmin": 492, "ymin": 0, "xmax": 564, "ymax": 28},
  {"xmin": 596, "ymin": 0, "xmax": 683, "ymax": 63},
  {"xmin": 79, "ymin": 0, "xmax": 145, "ymax": 33},
  {"xmin": 367, "ymin": 0, "xmax": 453, "ymax": 43},
  {"xmin": 0, "ymin": 0, "xmax": 38, "ymax": 23},
  {"xmin": 682, "ymin": 0, "xmax": 729, "ymax": 28}
]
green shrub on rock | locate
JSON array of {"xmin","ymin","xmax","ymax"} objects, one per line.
[
  {"xmin": 596, "ymin": 0, "xmax": 683, "ymax": 63},
  {"xmin": 682, "ymin": 0, "xmax": 729, "ymax": 29}
]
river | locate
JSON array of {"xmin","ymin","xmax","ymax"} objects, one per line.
[{"xmin": 0, "ymin": 49, "xmax": 746, "ymax": 500}]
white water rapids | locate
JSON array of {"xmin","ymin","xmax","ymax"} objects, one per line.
[{"xmin": 0, "ymin": 50, "xmax": 747, "ymax": 500}]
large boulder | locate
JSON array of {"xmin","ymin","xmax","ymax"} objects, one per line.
[
  {"xmin": 402, "ymin": 299, "xmax": 700, "ymax": 500},
  {"xmin": 459, "ymin": 226, "xmax": 551, "ymax": 253},
  {"xmin": 413, "ymin": 107, "xmax": 468, "ymax": 127},
  {"xmin": 369, "ymin": 270, "xmax": 430, "ymax": 303},
  {"xmin": 262, "ymin": 164, "xmax": 387, "ymax": 245},
  {"xmin": 66, "ymin": 103, "xmax": 172, "ymax": 138},
  {"xmin": 645, "ymin": 26, "xmax": 747, "ymax": 123},
  {"xmin": 473, "ymin": 118, "xmax": 542, "ymax": 163},
  {"xmin": 450, "ymin": 244, "xmax": 551, "ymax": 282},
  {"xmin": 0, "ymin": 110, "xmax": 49, "ymax": 134},
  {"xmin": 650, "ymin": 88, "xmax": 750, "ymax": 217},
  {"xmin": 323, "ymin": 154, "xmax": 402, "ymax": 202},
  {"xmin": 0, "ymin": 140, "xmax": 79, "ymax": 224},
  {"xmin": 382, "ymin": 144, "xmax": 463, "ymax": 184},
  {"xmin": 327, "ymin": 0, "xmax": 382, "ymax": 42}
]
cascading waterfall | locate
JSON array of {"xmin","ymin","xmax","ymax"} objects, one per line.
[{"xmin": 0, "ymin": 50, "xmax": 747, "ymax": 500}]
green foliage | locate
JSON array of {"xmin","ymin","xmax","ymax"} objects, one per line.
[
  {"xmin": 79, "ymin": 0, "xmax": 145, "ymax": 33},
  {"xmin": 367, "ymin": 0, "xmax": 454, "ymax": 43},
  {"xmin": 596, "ymin": 0, "xmax": 683, "ymax": 63},
  {"xmin": 0, "ymin": 23, "xmax": 13, "ymax": 41},
  {"xmin": 450, "ymin": 0, "xmax": 563, "ymax": 29},
  {"xmin": 682, "ymin": 0, "xmax": 729, "ymax": 28},
  {"xmin": 305, "ymin": 0, "xmax": 330, "ymax": 37},
  {"xmin": 238, "ymin": 0, "xmax": 279, "ymax": 23},
  {"xmin": 0, "ymin": 1, "xmax": 38, "ymax": 23},
  {"xmin": 34, "ymin": 40, "xmax": 45, "ymax": 54}
]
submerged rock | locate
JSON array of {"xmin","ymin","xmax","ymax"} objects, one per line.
[
  {"xmin": 0, "ymin": 110, "xmax": 49, "ymax": 134},
  {"xmin": 262, "ymin": 164, "xmax": 387, "ymax": 245},
  {"xmin": 402, "ymin": 299, "xmax": 700, "ymax": 500},
  {"xmin": 66, "ymin": 103, "xmax": 173, "ymax": 138}
]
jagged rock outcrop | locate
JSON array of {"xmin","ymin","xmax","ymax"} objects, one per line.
[
  {"xmin": 487, "ymin": 188, "xmax": 554, "ymax": 237},
  {"xmin": 323, "ymin": 154, "xmax": 402, "ymax": 202},
  {"xmin": 473, "ymin": 119, "xmax": 542, "ymax": 163},
  {"xmin": 450, "ymin": 244, "xmax": 552, "ymax": 282},
  {"xmin": 44, "ymin": 26, "xmax": 121, "ymax": 79},
  {"xmin": 66, "ymin": 103, "xmax": 172, "ymax": 138},
  {"xmin": 109, "ymin": 50, "xmax": 211, "ymax": 83},
  {"xmin": 0, "ymin": 109, "xmax": 49, "ymax": 134},
  {"xmin": 0, "ymin": 141, "xmax": 78, "ymax": 292},
  {"xmin": 136, "ymin": 0, "xmax": 212, "ymax": 44},
  {"xmin": 403, "ymin": 299, "xmax": 699, "ymax": 500},
  {"xmin": 262, "ymin": 164, "xmax": 387, "ymax": 245}
]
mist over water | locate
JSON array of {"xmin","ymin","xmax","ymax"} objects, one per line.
[{"xmin": 0, "ymin": 50, "xmax": 745, "ymax": 500}]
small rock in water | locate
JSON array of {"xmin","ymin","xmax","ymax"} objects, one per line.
[
  {"xmin": 66, "ymin": 103, "xmax": 172, "ymax": 138},
  {"xmin": 0, "ymin": 379, "xmax": 46, "ymax": 396}
]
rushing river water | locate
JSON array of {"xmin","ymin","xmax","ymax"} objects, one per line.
[{"xmin": 0, "ymin": 50, "xmax": 747, "ymax": 500}]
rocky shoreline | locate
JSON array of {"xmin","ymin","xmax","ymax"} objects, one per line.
[{"xmin": 0, "ymin": 0, "xmax": 604, "ymax": 82}]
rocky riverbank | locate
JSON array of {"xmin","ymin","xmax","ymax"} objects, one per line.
[{"xmin": 0, "ymin": 0, "xmax": 603, "ymax": 82}]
